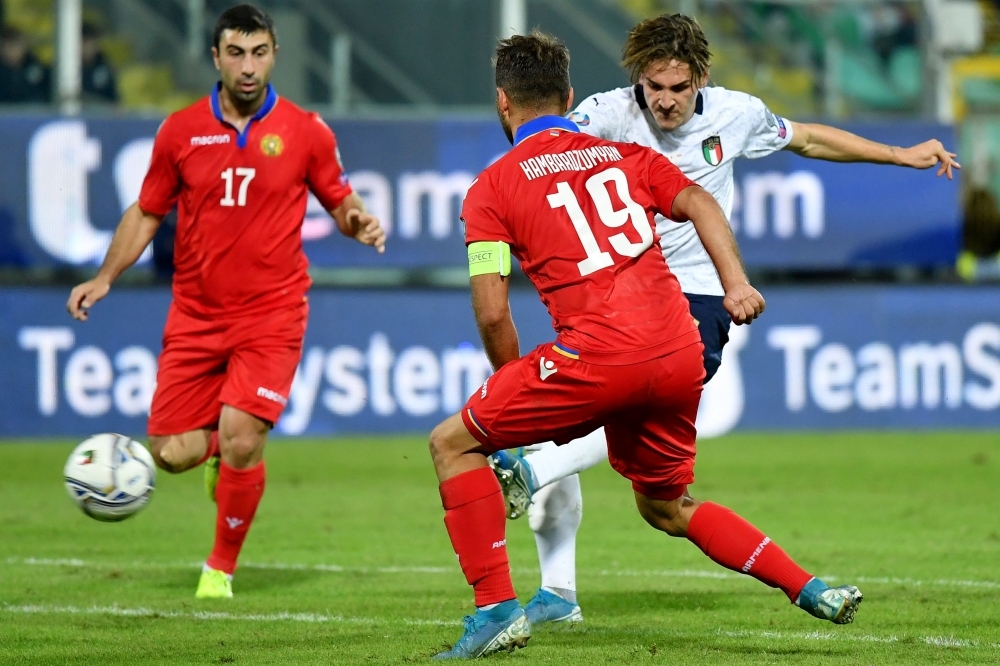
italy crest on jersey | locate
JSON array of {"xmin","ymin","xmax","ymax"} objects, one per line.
[{"xmin": 702, "ymin": 136, "xmax": 723, "ymax": 166}]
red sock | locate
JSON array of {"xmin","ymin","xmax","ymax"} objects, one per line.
[
  {"xmin": 686, "ymin": 502, "xmax": 813, "ymax": 602},
  {"xmin": 196, "ymin": 431, "xmax": 220, "ymax": 466},
  {"xmin": 439, "ymin": 466, "xmax": 516, "ymax": 607},
  {"xmin": 206, "ymin": 461, "xmax": 265, "ymax": 574}
]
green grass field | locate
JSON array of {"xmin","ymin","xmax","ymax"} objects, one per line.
[{"xmin": 1, "ymin": 432, "xmax": 998, "ymax": 665}]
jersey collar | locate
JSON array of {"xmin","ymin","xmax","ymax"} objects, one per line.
[
  {"xmin": 210, "ymin": 82, "xmax": 279, "ymax": 149},
  {"xmin": 513, "ymin": 114, "xmax": 579, "ymax": 146}
]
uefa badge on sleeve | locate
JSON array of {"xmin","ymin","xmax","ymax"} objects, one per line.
[{"xmin": 702, "ymin": 136, "xmax": 723, "ymax": 166}]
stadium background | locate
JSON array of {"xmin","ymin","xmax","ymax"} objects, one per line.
[
  {"xmin": 0, "ymin": 0, "xmax": 997, "ymax": 438},
  {"xmin": 2, "ymin": 2, "xmax": 1000, "ymax": 664}
]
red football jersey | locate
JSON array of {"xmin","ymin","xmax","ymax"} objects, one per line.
[
  {"xmin": 462, "ymin": 116, "xmax": 701, "ymax": 364},
  {"xmin": 139, "ymin": 85, "xmax": 352, "ymax": 317}
]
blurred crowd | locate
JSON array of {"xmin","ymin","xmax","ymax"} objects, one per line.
[{"xmin": 0, "ymin": 20, "xmax": 118, "ymax": 105}]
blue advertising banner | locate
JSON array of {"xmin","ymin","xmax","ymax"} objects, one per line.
[
  {"xmin": 0, "ymin": 114, "xmax": 959, "ymax": 271},
  {"xmin": 0, "ymin": 285, "xmax": 996, "ymax": 438}
]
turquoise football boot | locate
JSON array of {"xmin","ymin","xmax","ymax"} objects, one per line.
[
  {"xmin": 795, "ymin": 578, "xmax": 863, "ymax": 624},
  {"xmin": 488, "ymin": 449, "xmax": 536, "ymax": 519},
  {"xmin": 524, "ymin": 588, "xmax": 583, "ymax": 625},
  {"xmin": 433, "ymin": 600, "xmax": 531, "ymax": 659}
]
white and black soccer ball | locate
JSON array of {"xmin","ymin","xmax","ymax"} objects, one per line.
[{"xmin": 64, "ymin": 434, "xmax": 156, "ymax": 522}]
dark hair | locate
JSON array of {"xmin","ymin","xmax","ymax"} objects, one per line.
[
  {"xmin": 622, "ymin": 14, "xmax": 711, "ymax": 85},
  {"xmin": 494, "ymin": 30, "xmax": 571, "ymax": 109},
  {"xmin": 213, "ymin": 4, "xmax": 276, "ymax": 49}
]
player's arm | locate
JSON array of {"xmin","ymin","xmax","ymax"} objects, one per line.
[
  {"xmin": 671, "ymin": 186, "xmax": 764, "ymax": 325},
  {"xmin": 785, "ymin": 121, "xmax": 960, "ymax": 179},
  {"xmin": 67, "ymin": 203, "xmax": 163, "ymax": 321},
  {"xmin": 469, "ymin": 242, "xmax": 518, "ymax": 370},
  {"xmin": 329, "ymin": 192, "xmax": 386, "ymax": 253}
]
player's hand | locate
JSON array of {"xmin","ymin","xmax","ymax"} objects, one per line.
[
  {"xmin": 897, "ymin": 140, "xmax": 961, "ymax": 180},
  {"xmin": 347, "ymin": 209, "xmax": 386, "ymax": 254},
  {"xmin": 67, "ymin": 278, "xmax": 111, "ymax": 322},
  {"xmin": 723, "ymin": 284, "xmax": 765, "ymax": 325}
]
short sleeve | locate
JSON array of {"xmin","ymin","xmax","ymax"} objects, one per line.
[
  {"xmin": 568, "ymin": 92, "xmax": 622, "ymax": 142},
  {"xmin": 138, "ymin": 118, "xmax": 181, "ymax": 217},
  {"xmin": 461, "ymin": 174, "xmax": 512, "ymax": 245},
  {"xmin": 647, "ymin": 152, "xmax": 699, "ymax": 221},
  {"xmin": 306, "ymin": 114, "xmax": 353, "ymax": 210},
  {"xmin": 740, "ymin": 94, "xmax": 794, "ymax": 159}
]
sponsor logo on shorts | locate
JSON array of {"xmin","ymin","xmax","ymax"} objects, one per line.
[
  {"xmin": 492, "ymin": 539, "xmax": 506, "ymax": 549},
  {"xmin": 539, "ymin": 356, "xmax": 558, "ymax": 380},
  {"xmin": 190, "ymin": 134, "xmax": 231, "ymax": 146},
  {"xmin": 742, "ymin": 536, "xmax": 771, "ymax": 572},
  {"xmin": 257, "ymin": 387, "xmax": 288, "ymax": 406}
]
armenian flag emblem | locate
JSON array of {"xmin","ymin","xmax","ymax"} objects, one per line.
[
  {"xmin": 260, "ymin": 134, "xmax": 284, "ymax": 157},
  {"xmin": 702, "ymin": 135, "xmax": 723, "ymax": 166}
]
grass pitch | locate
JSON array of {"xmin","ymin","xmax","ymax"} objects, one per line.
[{"xmin": 1, "ymin": 432, "xmax": 998, "ymax": 665}]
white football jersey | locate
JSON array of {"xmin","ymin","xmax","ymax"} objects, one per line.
[{"xmin": 569, "ymin": 85, "xmax": 793, "ymax": 295}]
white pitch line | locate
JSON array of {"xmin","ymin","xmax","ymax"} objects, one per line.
[
  {"xmin": 6, "ymin": 556, "xmax": 1000, "ymax": 591},
  {"xmin": 0, "ymin": 603, "xmax": 458, "ymax": 626},
  {"xmin": 2, "ymin": 604, "xmax": 995, "ymax": 650}
]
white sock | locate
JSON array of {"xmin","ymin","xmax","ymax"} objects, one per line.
[
  {"xmin": 527, "ymin": 473, "xmax": 583, "ymax": 601},
  {"xmin": 526, "ymin": 428, "xmax": 608, "ymax": 490}
]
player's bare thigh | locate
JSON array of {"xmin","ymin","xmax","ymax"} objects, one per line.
[{"xmin": 149, "ymin": 405, "xmax": 270, "ymax": 473}]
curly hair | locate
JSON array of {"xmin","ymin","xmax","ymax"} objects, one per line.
[
  {"xmin": 621, "ymin": 14, "xmax": 711, "ymax": 84},
  {"xmin": 494, "ymin": 30, "xmax": 571, "ymax": 109}
]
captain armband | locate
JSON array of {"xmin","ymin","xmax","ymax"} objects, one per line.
[{"xmin": 468, "ymin": 241, "xmax": 512, "ymax": 277}]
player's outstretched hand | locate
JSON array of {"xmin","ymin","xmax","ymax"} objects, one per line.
[
  {"xmin": 67, "ymin": 278, "xmax": 111, "ymax": 322},
  {"xmin": 898, "ymin": 139, "xmax": 961, "ymax": 180},
  {"xmin": 723, "ymin": 284, "xmax": 765, "ymax": 326},
  {"xmin": 347, "ymin": 209, "xmax": 386, "ymax": 254}
]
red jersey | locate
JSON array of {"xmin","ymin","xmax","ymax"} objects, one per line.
[
  {"xmin": 462, "ymin": 115, "xmax": 701, "ymax": 364},
  {"xmin": 139, "ymin": 84, "xmax": 352, "ymax": 317}
]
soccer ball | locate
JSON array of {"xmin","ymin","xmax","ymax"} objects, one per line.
[{"xmin": 64, "ymin": 434, "xmax": 156, "ymax": 522}]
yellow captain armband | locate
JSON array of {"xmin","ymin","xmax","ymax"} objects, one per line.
[{"xmin": 468, "ymin": 241, "xmax": 511, "ymax": 277}]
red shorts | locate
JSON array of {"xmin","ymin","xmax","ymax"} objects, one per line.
[
  {"xmin": 147, "ymin": 299, "xmax": 308, "ymax": 436},
  {"xmin": 461, "ymin": 340, "xmax": 705, "ymax": 498}
]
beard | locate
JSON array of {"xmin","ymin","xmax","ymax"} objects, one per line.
[
  {"xmin": 225, "ymin": 76, "xmax": 266, "ymax": 107},
  {"xmin": 497, "ymin": 98, "xmax": 514, "ymax": 145}
]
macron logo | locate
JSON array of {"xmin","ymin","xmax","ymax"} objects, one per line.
[
  {"xmin": 539, "ymin": 357, "xmax": 558, "ymax": 381},
  {"xmin": 191, "ymin": 134, "xmax": 231, "ymax": 146},
  {"xmin": 257, "ymin": 387, "xmax": 288, "ymax": 405},
  {"xmin": 742, "ymin": 537, "xmax": 771, "ymax": 572},
  {"xmin": 225, "ymin": 517, "xmax": 244, "ymax": 529}
]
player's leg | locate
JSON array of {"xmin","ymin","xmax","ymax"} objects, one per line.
[
  {"xmin": 429, "ymin": 344, "xmax": 609, "ymax": 658},
  {"xmin": 632, "ymin": 491, "xmax": 862, "ymax": 624},
  {"xmin": 197, "ymin": 301, "xmax": 307, "ymax": 599},
  {"xmin": 428, "ymin": 412, "xmax": 529, "ymax": 658},
  {"xmin": 147, "ymin": 305, "xmax": 226, "ymax": 476},
  {"xmin": 609, "ymin": 343, "xmax": 862, "ymax": 624},
  {"xmin": 198, "ymin": 404, "xmax": 270, "ymax": 598},
  {"xmin": 523, "ymin": 473, "xmax": 583, "ymax": 624}
]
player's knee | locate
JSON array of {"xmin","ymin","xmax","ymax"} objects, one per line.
[
  {"xmin": 634, "ymin": 493, "xmax": 689, "ymax": 537},
  {"xmin": 220, "ymin": 431, "xmax": 264, "ymax": 468},
  {"xmin": 150, "ymin": 436, "xmax": 189, "ymax": 474}
]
